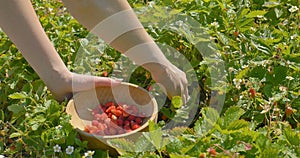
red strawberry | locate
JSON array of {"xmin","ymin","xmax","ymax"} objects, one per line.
[
  {"xmin": 285, "ymin": 106, "xmax": 293, "ymax": 117},
  {"xmin": 124, "ymin": 120, "xmax": 130, "ymax": 126},
  {"xmin": 116, "ymin": 119, "xmax": 124, "ymax": 126},
  {"xmin": 207, "ymin": 148, "xmax": 217, "ymax": 157},
  {"xmin": 128, "ymin": 115, "xmax": 136, "ymax": 121},
  {"xmin": 109, "ymin": 128, "xmax": 117, "ymax": 135},
  {"xmin": 106, "ymin": 105, "xmax": 116, "ymax": 113},
  {"xmin": 123, "ymin": 125, "xmax": 131, "ymax": 131},
  {"xmin": 102, "ymin": 71, "xmax": 108, "ymax": 77},
  {"xmin": 161, "ymin": 115, "xmax": 167, "ymax": 121},
  {"xmin": 122, "ymin": 111, "xmax": 129, "ymax": 117},
  {"xmin": 233, "ymin": 31, "xmax": 239, "ymax": 37},
  {"xmin": 249, "ymin": 88, "xmax": 256, "ymax": 98},
  {"xmin": 92, "ymin": 108, "xmax": 100, "ymax": 115},
  {"xmin": 92, "ymin": 120, "xmax": 99, "ymax": 126},
  {"xmin": 85, "ymin": 101, "xmax": 146, "ymax": 135},
  {"xmin": 135, "ymin": 117, "xmax": 142, "ymax": 124},
  {"xmin": 131, "ymin": 124, "xmax": 140, "ymax": 130}
]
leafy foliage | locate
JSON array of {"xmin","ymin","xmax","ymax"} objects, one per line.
[{"xmin": 0, "ymin": 0, "xmax": 299, "ymax": 157}]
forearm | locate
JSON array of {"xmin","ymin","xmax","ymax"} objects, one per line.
[
  {"xmin": 56, "ymin": 0, "xmax": 188, "ymax": 101},
  {"xmin": 61, "ymin": 0, "xmax": 171, "ymax": 72},
  {"xmin": 0, "ymin": 0, "xmax": 71, "ymax": 91}
]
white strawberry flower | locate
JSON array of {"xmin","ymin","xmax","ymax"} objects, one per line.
[
  {"xmin": 289, "ymin": 6, "xmax": 299, "ymax": 13},
  {"xmin": 65, "ymin": 146, "xmax": 74, "ymax": 155},
  {"xmin": 53, "ymin": 144, "xmax": 61, "ymax": 153},
  {"xmin": 84, "ymin": 150, "xmax": 95, "ymax": 158}
]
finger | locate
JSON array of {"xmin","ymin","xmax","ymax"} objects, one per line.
[
  {"xmin": 94, "ymin": 77, "xmax": 123, "ymax": 87},
  {"xmin": 182, "ymin": 94, "xmax": 187, "ymax": 105},
  {"xmin": 184, "ymin": 84, "xmax": 189, "ymax": 104},
  {"xmin": 180, "ymin": 83, "xmax": 188, "ymax": 105}
]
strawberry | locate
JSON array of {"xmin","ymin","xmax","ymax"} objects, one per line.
[
  {"xmin": 128, "ymin": 115, "xmax": 136, "ymax": 121},
  {"xmin": 92, "ymin": 120, "xmax": 99, "ymax": 126},
  {"xmin": 285, "ymin": 106, "xmax": 293, "ymax": 117},
  {"xmin": 249, "ymin": 88, "xmax": 256, "ymax": 98},
  {"xmin": 131, "ymin": 124, "xmax": 140, "ymax": 130},
  {"xmin": 135, "ymin": 117, "xmax": 142, "ymax": 124},
  {"xmin": 85, "ymin": 101, "xmax": 146, "ymax": 136},
  {"xmin": 207, "ymin": 148, "xmax": 217, "ymax": 157}
]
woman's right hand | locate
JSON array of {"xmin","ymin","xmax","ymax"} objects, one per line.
[{"xmin": 144, "ymin": 62, "xmax": 189, "ymax": 104}]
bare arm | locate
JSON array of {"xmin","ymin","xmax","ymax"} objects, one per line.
[
  {"xmin": 62, "ymin": 0, "xmax": 188, "ymax": 102},
  {"xmin": 0, "ymin": 0, "xmax": 120, "ymax": 101}
]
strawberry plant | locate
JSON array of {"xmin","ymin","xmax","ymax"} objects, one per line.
[{"xmin": 1, "ymin": 0, "xmax": 299, "ymax": 157}]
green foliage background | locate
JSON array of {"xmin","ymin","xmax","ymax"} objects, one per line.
[{"xmin": 0, "ymin": 0, "xmax": 299, "ymax": 157}]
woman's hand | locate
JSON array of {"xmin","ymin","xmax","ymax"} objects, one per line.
[
  {"xmin": 50, "ymin": 72, "xmax": 121, "ymax": 102},
  {"xmin": 144, "ymin": 62, "xmax": 189, "ymax": 104}
]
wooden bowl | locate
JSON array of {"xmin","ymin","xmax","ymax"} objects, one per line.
[{"xmin": 66, "ymin": 82, "xmax": 158, "ymax": 155}]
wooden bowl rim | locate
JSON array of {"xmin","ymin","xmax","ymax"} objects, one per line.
[{"xmin": 66, "ymin": 82, "xmax": 158, "ymax": 139}]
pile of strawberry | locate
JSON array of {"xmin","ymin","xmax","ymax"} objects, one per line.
[{"xmin": 84, "ymin": 101, "xmax": 146, "ymax": 135}]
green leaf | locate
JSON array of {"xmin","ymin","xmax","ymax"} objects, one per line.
[
  {"xmin": 173, "ymin": 108, "xmax": 190, "ymax": 120},
  {"xmin": 148, "ymin": 120, "xmax": 159, "ymax": 131},
  {"xmin": 9, "ymin": 132, "xmax": 22, "ymax": 138},
  {"xmin": 284, "ymin": 128, "xmax": 300, "ymax": 146},
  {"xmin": 143, "ymin": 121, "xmax": 163, "ymax": 150},
  {"xmin": 262, "ymin": 1, "xmax": 280, "ymax": 8},
  {"xmin": 238, "ymin": 18, "xmax": 254, "ymax": 31},
  {"xmin": 149, "ymin": 129, "xmax": 163, "ymax": 150},
  {"xmin": 166, "ymin": 137, "xmax": 183, "ymax": 154},
  {"xmin": 7, "ymin": 104, "xmax": 25, "ymax": 114},
  {"xmin": 134, "ymin": 134, "xmax": 154, "ymax": 152},
  {"xmin": 28, "ymin": 115, "xmax": 46, "ymax": 131},
  {"xmin": 41, "ymin": 131, "xmax": 49, "ymax": 143},
  {"xmin": 169, "ymin": 153, "xmax": 191, "ymax": 158},
  {"xmin": 262, "ymin": 85, "xmax": 272, "ymax": 98},
  {"xmin": 274, "ymin": 8, "xmax": 283, "ymax": 18},
  {"xmin": 46, "ymin": 100, "xmax": 62, "ymax": 114},
  {"xmin": 249, "ymin": 66, "xmax": 267, "ymax": 79},
  {"xmin": 93, "ymin": 149, "xmax": 110, "ymax": 158},
  {"xmin": 203, "ymin": 107, "xmax": 220, "ymax": 123},
  {"xmin": 255, "ymin": 134, "xmax": 269, "ymax": 151},
  {"xmin": 251, "ymin": 40, "xmax": 271, "ymax": 55},
  {"xmin": 169, "ymin": 9, "xmax": 184, "ymax": 15},
  {"xmin": 260, "ymin": 147, "xmax": 280, "ymax": 158},
  {"xmin": 227, "ymin": 120, "xmax": 249, "ymax": 131},
  {"xmin": 171, "ymin": 96, "xmax": 183, "ymax": 109},
  {"xmin": 107, "ymin": 138, "xmax": 135, "ymax": 153},
  {"xmin": 245, "ymin": 10, "xmax": 268, "ymax": 18},
  {"xmin": 75, "ymin": 138, "xmax": 88, "ymax": 148},
  {"xmin": 235, "ymin": 67, "xmax": 249, "ymax": 80},
  {"xmin": 8, "ymin": 92, "xmax": 28, "ymax": 99},
  {"xmin": 220, "ymin": 106, "xmax": 245, "ymax": 128},
  {"xmin": 194, "ymin": 107, "xmax": 219, "ymax": 136},
  {"xmin": 266, "ymin": 66, "xmax": 288, "ymax": 84},
  {"xmin": 168, "ymin": 127, "xmax": 188, "ymax": 136},
  {"xmin": 217, "ymin": 32, "xmax": 229, "ymax": 45},
  {"xmin": 75, "ymin": 137, "xmax": 84, "ymax": 147},
  {"xmin": 31, "ymin": 124, "xmax": 40, "ymax": 131},
  {"xmin": 237, "ymin": 8, "xmax": 250, "ymax": 20},
  {"xmin": 161, "ymin": 107, "xmax": 175, "ymax": 119}
]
